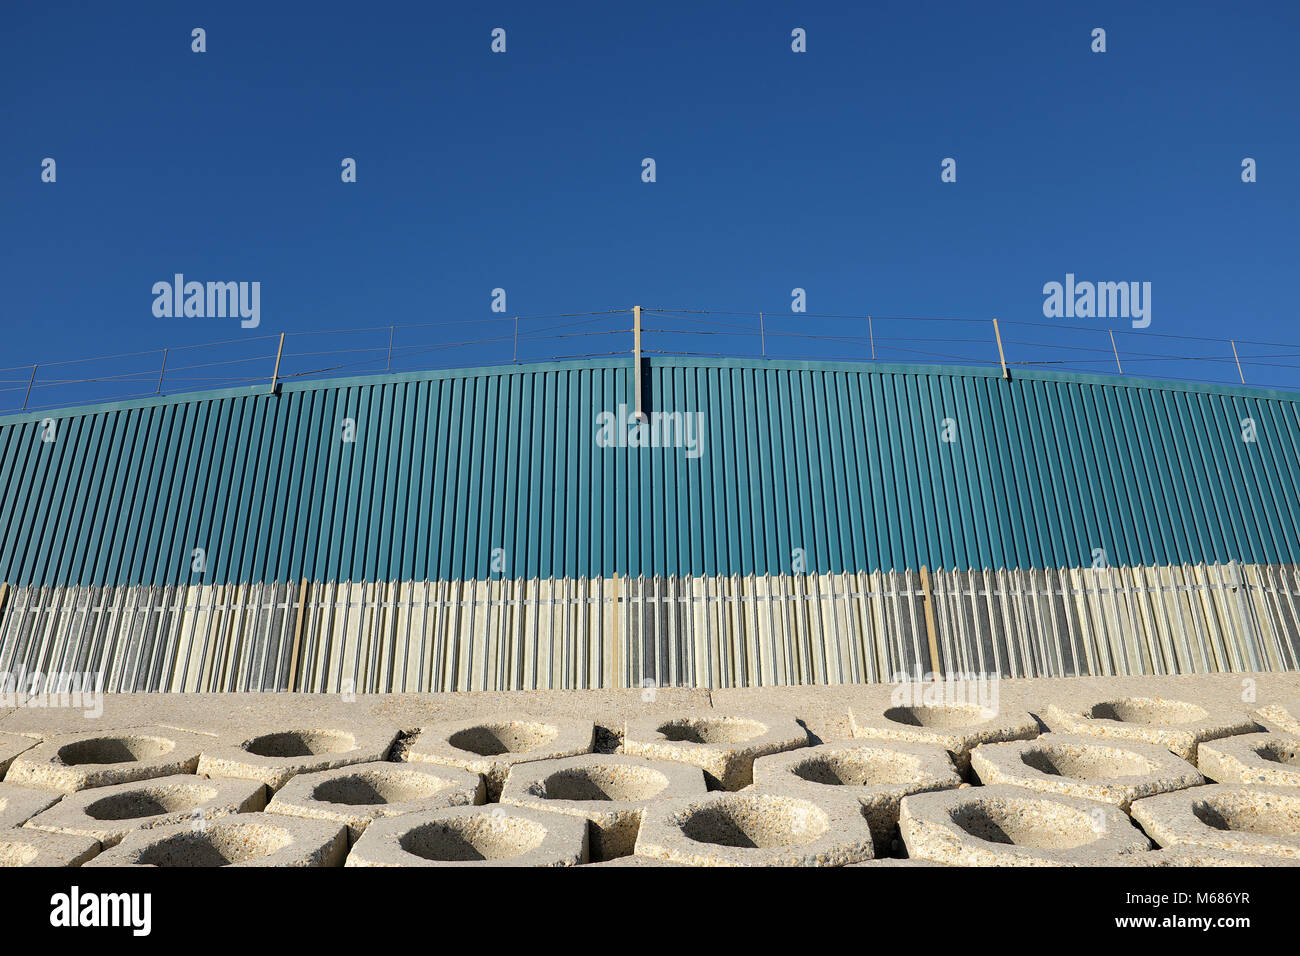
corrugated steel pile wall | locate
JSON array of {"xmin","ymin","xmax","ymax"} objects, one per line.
[{"xmin": 2, "ymin": 357, "xmax": 1299, "ymax": 691}]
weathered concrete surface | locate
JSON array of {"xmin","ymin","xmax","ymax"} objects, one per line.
[
  {"xmin": 1129, "ymin": 783, "xmax": 1300, "ymax": 859},
  {"xmin": 900, "ymin": 784, "xmax": 1151, "ymax": 866},
  {"xmin": 197, "ymin": 723, "xmax": 400, "ymax": 791},
  {"xmin": 635, "ymin": 790, "xmax": 873, "ymax": 866},
  {"xmin": 85, "ymin": 812, "xmax": 348, "ymax": 866},
  {"xmin": 500, "ymin": 753, "xmax": 706, "ymax": 860},
  {"xmin": 0, "ymin": 829, "xmax": 100, "ymax": 867},
  {"xmin": 969, "ymin": 734, "xmax": 1204, "ymax": 810},
  {"xmin": 25, "ymin": 774, "xmax": 266, "ymax": 847},
  {"xmin": 1043, "ymin": 697, "xmax": 1258, "ymax": 762},
  {"xmin": 0, "ymin": 782, "xmax": 62, "ymax": 828},
  {"xmin": 5, "ymin": 726, "xmax": 206, "ymax": 792},
  {"xmin": 346, "ymin": 804, "xmax": 588, "ymax": 867},
  {"xmin": 0, "ymin": 732, "xmax": 37, "ymax": 778},
  {"xmin": 267, "ymin": 761, "xmax": 485, "ymax": 840},
  {"xmin": 848, "ymin": 703, "xmax": 1039, "ymax": 774},
  {"xmin": 1197, "ymin": 733, "xmax": 1300, "ymax": 788},
  {"xmin": 623, "ymin": 712, "xmax": 808, "ymax": 790},
  {"xmin": 1110, "ymin": 844, "xmax": 1300, "ymax": 866},
  {"xmin": 404, "ymin": 716, "xmax": 595, "ymax": 800},
  {"xmin": 752, "ymin": 739, "xmax": 960, "ymax": 848},
  {"xmin": 1256, "ymin": 700, "xmax": 1300, "ymax": 739}
]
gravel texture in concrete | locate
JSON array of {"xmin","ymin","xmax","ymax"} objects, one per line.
[
  {"xmin": 1196, "ymin": 733, "xmax": 1300, "ymax": 788},
  {"xmin": 346, "ymin": 803, "xmax": 589, "ymax": 866},
  {"xmin": 267, "ymin": 761, "xmax": 485, "ymax": 840},
  {"xmin": 634, "ymin": 790, "xmax": 874, "ymax": 866},
  {"xmin": 500, "ymin": 753, "xmax": 707, "ymax": 860},
  {"xmin": 622, "ymin": 712, "xmax": 808, "ymax": 790},
  {"xmin": 1128, "ymin": 783, "xmax": 1300, "ymax": 859},
  {"xmin": 85, "ymin": 812, "xmax": 348, "ymax": 866},
  {"xmin": 5, "ymin": 726, "xmax": 206, "ymax": 792},
  {"xmin": 1043, "ymin": 697, "xmax": 1258, "ymax": 762},
  {"xmin": 0, "ymin": 781, "xmax": 62, "ymax": 828},
  {"xmin": 0, "ymin": 828, "xmax": 101, "ymax": 867},
  {"xmin": 848, "ymin": 703, "xmax": 1039, "ymax": 773},
  {"xmin": 899, "ymin": 784, "xmax": 1152, "ymax": 866},
  {"xmin": 0, "ymin": 732, "xmax": 37, "ymax": 778},
  {"xmin": 1255, "ymin": 700, "xmax": 1300, "ymax": 739},
  {"xmin": 25, "ymin": 773, "xmax": 267, "ymax": 847},
  {"xmin": 197, "ymin": 724, "xmax": 400, "ymax": 791},
  {"xmin": 969, "ymin": 733, "xmax": 1204, "ymax": 810}
]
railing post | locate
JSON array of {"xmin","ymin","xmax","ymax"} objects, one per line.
[
  {"xmin": 269, "ymin": 333, "xmax": 285, "ymax": 394},
  {"xmin": 1108, "ymin": 330, "xmax": 1123, "ymax": 374},
  {"xmin": 22, "ymin": 365, "xmax": 37, "ymax": 410},
  {"xmin": 992, "ymin": 319, "xmax": 1009, "ymax": 379},
  {"xmin": 1231, "ymin": 339, "xmax": 1245, "ymax": 384},
  {"xmin": 157, "ymin": 348, "xmax": 168, "ymax": 395},
  {"xmin": 633, "ymin": 305, "xmax": 645, "ymax": 422}
]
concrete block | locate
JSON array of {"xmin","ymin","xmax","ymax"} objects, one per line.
[
  {"xmin": 346, "ymin": 804, "xmax": 589, "ymax": 866},
  {"xmin": 24, "ymin": 773, "xmax": 266, "ymax": 847},
  {"xmin": 197, "ymin": 724, "xmax": 400, "ymax": 792},
  {"xmin": 0, "ymin": 782, "xmax": 62, "ymax": 828},
  {"xmin": 500, "ymin": 753, "xmax": 707, "ymax": 860},
  {"xmin": 1043, "ymin": 696, "xmax": 1258, "ymax": 762},
  {"xmin": 1129, "ymin": 783, "xmax": 1300, "ymax": 859},
  {"xmin": 404, "ymin": 716, "xmax": 595, "ymax": 800},
  {"xmin": 900, "ymin": 784, "xmax": 1151, "ymax": 866},
  {"xmin": 848, "ymin": 702, "xmax": 1039, "ymax": 773},
  {"xmin": 1254, "ymin": 701, "xmax": 1300, "ymax": 740},
  {"xmin": 85, "ymin": 812, "xmax": 347, "ymax": 866},
  {"xmin": 848, "ymin": 857, "xmax": 949, "ymax": 867},
  {"xmin": 1197, "ymin": 733, "xmax": 1300, "ymax": 788},
  {"xmin": 0, "ymin": 732, "xmax": 37, "ymax": 779},
  {"xmin": 0, "ymin": 829, "xmax": 100, "ymax": 867},
  {"xmin": 969, "ymin": 733, "xmax": 1204, "ymax": 810},
  {"xmin": 751, "ymin": 739, "xmax": 961, "ymax": 846},
  {"xmin": 622, "ymin": 712, "xmax": 808, "ymax": 790},
  {"xmin": 267, "ymin": 761, "xmax": 485, "ymax": 841},
  {"xmin": 4, "ymin": 726, "xmax": 205, "ymax": 792},
  {"xmin": 1111, "ymin": 845, "xmax": 1300, "ymax": 867},
  {"xmin": 634, "ymin": 790, "xmax": 874, "ymax": 866}
]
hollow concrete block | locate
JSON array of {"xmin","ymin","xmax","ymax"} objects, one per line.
[
  {"xmin": 404, "ymin": 716, "xmax": 595, "ymax": 800},
  {"xmin": 1043, "ymin": 697, "xmax": 1258, "ymax": 762},
  {"xmin": 0, "ymin": 782, "xmax": 62, "ymax": 828},
  {"xmin": 5, "ymin": 726, "xmax": 206, "ymax": 792},
  {"xmin": 500, "ymin": 753, "xmax": 707, "ymax": 860},
  {"xmin": 899, "ymin": 784, "xmax": 1151, "ymax": 866},
  {"xmin": 197, "ymin": 724, "xmax": 400, "ymax": 792},
  {"xmin": 848, "ymin": 702, "xmax": 1039, "ymax": 774},
  {"xmin": 1129, "ymin": 783, "xmax": 1300, "ymax": 859},
  {"xmin": 267, "ymin": 761, "xmax": 485, "ymax": 841},
  {"xmin": 751, "ymin": 739, "xmax": 961, "ymax": 846},
  {"xmin": 622, "ymin": 712, "xmax": 808, "ymax": 790},
  {"xmin": 85, "ymin": 812, "xmax": 348, "ymax": 867},
  {"xmin": 1196, "ymin": 733, "xmax": 1300, "ymax": 789},
  {"xmin": 969, "ymin": 733, "xmax": 1204, "ymax": 810},
  {"xmin": 0, "ymin": 829, "xmax": 101, "ymax": 867},
  {"xmin": 634, "ymin": 790, "xmax": 874, "ymax": 866},
  {"xmin": 24, "ymin": 773, "xmax": 266, "ymax": 847},
  {"xmin": 0, "ymin": 732, "xmax": 37, "ymax": 779},
  {"xmin": 346, "ymin": 804, "xmax": 589, "ymax": 867},
  {"xmin": 1255, "ymin": 700, "xmax": 1300, "ymax": 740}
]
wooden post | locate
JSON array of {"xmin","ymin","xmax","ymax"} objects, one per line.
[
  {"xmin": 632, "ymin": 306, "xmax": 645, "ymax": 422},
  {"xmin": 270, "ymin": 333, "xmax": 285, "ymax": 394},
  {"xmin": 287, "ymin": 578, "xmax": 310, "ymax": 692},
  {"xmin": 157, "ymin": 349, "xmax": 168, "ymax": 395},
  {"xmin": 759, "ymin": 311, "xmax": 766, "ymax": 357},
  {"xmin": 1109, "ymin": 330, "xmax": 1123, "ymax": 374},
  {"xmin": 992, "ymin": 319, "xmax": 1009, "ymax": 379},
  {"xmin": 868, "ymin": 315, "xmax": 875, "ymax": 360},
  {"xmin": 22, "ymin": 365, "xmax": 37, "ymax": 410},
  {"xmin": 1231, "ymin": 339, "xmax": 1245, "ymax": 384},
  {"xmin": 919, "ymin": 566, "xmax": 942, "ymax": 680}
]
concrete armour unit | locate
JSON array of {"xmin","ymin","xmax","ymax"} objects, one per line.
[
  {"xmin": 899, "ymin": 784, "xmax": 1151, "ymax": 866},
  {"xmin": 85, "ymin": 812, "xmax": 348, "ymax": 866},
  {"xmin": 197, "ymin": 723, "xmax": 400, "ymax": 792},
  {"xmin": 24, "ymin": 773, "xmax": 266, "ymax": 848},
  {"xmin": 0, "ymin": 829, "xmax": 101, "ymax": 867},
  {"xmin": 4, "ymin": 726, "xmax": 206, "ymax": 792},
  {"xmin": 1043, "ymin": 697, "xmax": 1258, "ymax": 762},
  {"xmin": 1254, "ymin": 702, "xmax": 1300, "ymax": 740},
  {"xmin": 1110, "ymin": 845, "xmax": 1300, "ymax": 867},
  {"xmin": 1197, "ymin": 733, "xmax": 1300, "ymax": 788},
  {"xmin": 622, "ymin": 712, "xmax": 808, "ymax": 790},
  {"xmin": 751, "ymin": 739, "xmax": 961, "ymax": 847},
  {"xmin": 404, "ymin": 716, "xmax": 595, "ymax": 800},
  {"xmin": 634, "ymin": 790, "xmax": 874, "ymax": 866},
  {"xmin": 499, "ymin": 753, "xmax": 707, "ymax": 861},
  {"xmin": 267, "ymin": 761, "xmax": 485, "ymax": 841},
  {"xmin": 1129, "ymin": 783, "xmax": 1300, "ymax": 859},
  {"xmin": 346, "ymin": 804, "xmax": 589, "ymax": 867},
  {"xmin": 847, "ymin": 701, "xmax": 1040, "ymax": 774},
  {"xmin": 969, "ymin": 733, "xmax": 1204, "ymax": 810},
  {"xmin": 0, "ymin": 732, "xmax": 37, "ymax": 778},
  {"xmin": 0, "ymin": 782, "xmax": 62, "ymax": 827}
]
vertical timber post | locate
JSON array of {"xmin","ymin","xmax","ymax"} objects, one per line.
[
  {"xmin": 920, "ymin": 566, "xmax": 942, "ymax": 680},
  {"xmin": 288, "ymin": 577, "xmax": 309, "ymax": 692},
  {"xmin": 633, "ymin": 305, "xmax": 646, "ymax": 422},
  {"xmin": 270, "ymin": 333, "xmax": 285, "ymax": 394},
  {"xmin": 992, "ymin": 319, "xmax": 1009, "ymax": 380}
]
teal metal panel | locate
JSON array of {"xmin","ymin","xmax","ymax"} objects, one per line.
[{"xmin": 2, "ymin": 357, "xmax": 1300, "ymax": 587}]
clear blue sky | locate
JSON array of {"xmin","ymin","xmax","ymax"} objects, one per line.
[{"xmin": 3, "ymin": 1, "xmax": 1298, "ymax": 409}]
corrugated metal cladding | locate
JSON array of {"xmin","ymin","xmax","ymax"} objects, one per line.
[{"xmin": 2, "ymin": 357, "xmax": 1299, "ymax": 588}]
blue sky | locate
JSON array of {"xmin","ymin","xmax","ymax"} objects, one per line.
[{"xmin": 3, "ymin": 1, "xmax": 1298, "ymax": 410}]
